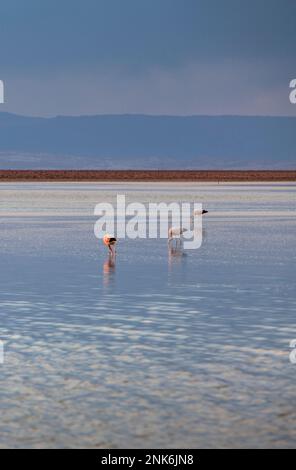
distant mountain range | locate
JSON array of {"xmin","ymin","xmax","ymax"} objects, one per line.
[{"xmin": 0, "ymin": 113, "xmax": 295, "ymax": 169}]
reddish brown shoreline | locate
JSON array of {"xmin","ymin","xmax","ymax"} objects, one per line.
[{"xmin": 0, "ymin": 170, "xmax": 296, "ymax": 182}]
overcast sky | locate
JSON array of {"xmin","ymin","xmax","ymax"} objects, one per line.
[{"xmin": 0, "ymin": 0, "xmax": 295, "ymax": 116}]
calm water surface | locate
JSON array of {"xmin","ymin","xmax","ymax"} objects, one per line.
[{"xmin": 0, "ymin": 183, "xmax": 295, "ymax": 448}]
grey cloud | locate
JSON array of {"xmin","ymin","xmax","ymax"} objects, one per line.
[{"xmin": 2, "ymin": 60, "xmax": 296, "ymax": 117}]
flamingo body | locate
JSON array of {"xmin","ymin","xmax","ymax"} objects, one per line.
[{"xmin": 103, "ymin": 234, "xmax": 117, "ymax": 253}]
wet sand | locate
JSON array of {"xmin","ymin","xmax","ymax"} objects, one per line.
[{"xmin": 0, "ymin": 170, "xmax": 296, "ymax": 182}]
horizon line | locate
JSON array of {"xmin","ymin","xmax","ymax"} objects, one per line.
[{"xmin": 0, "ymin": 111, "xmax": 296, "ymax": 120}]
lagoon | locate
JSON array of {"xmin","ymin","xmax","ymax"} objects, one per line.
[{"xmin": 0, "ymin": 182, "xmax": 295, "ymax": 448}]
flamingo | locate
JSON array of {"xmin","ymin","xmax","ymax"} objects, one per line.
[
  {"xmin": 103, "ymin": 233, "xmax": 117, "ymax": 255},
  {"xmin": 168, "ymin": 209, "xmax": 208, "ymax": 245}
]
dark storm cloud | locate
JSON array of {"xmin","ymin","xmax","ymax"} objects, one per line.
[
  {"xmin": 1, "ymin": 0, "xmax": 295, "ymax": 71},
  {"xmin": 0, "ymin": 0, "xmax": 295, "ymax": 115}
]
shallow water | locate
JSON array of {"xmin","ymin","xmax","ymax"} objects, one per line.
[{"xmin": 0, "ymin": 182, "xmax": 295, "ymax": 448}]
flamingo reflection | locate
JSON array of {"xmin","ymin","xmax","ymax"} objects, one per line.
[{"xmin": 103, "ymin": 253, "xmax": 116, "ymax": 287}]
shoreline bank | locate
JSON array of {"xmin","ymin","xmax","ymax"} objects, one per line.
[{"xmin": 0, "ymin": 170, "xmax": 296, "ymax": 182}]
